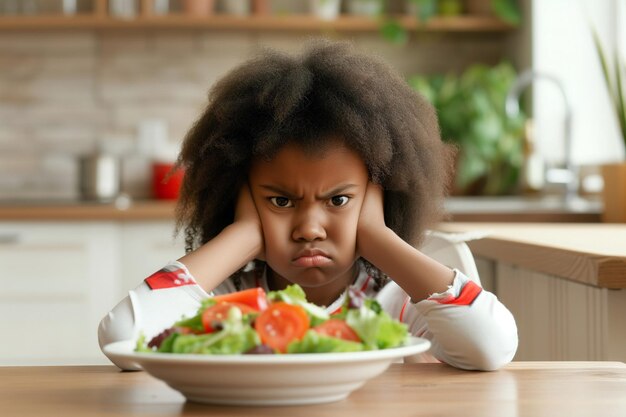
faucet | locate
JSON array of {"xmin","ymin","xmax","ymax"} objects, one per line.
[{"xmin": 505, "ymin": 69, "xmax": 579, "ymax": 202}]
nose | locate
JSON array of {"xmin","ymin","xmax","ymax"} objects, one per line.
[{"xmin": 291, "ymin": 207, "xmax": 327, "ymax": 242}]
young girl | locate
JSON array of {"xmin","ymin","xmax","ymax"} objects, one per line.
[{"xmin": 99, "ymin": 39, "xmax": 517, "ymax": 371}]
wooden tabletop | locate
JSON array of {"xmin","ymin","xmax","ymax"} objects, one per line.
[
  {"xmin": 438, "ymin": 222, "xmax": 626, "ymax": 289},
  {"xmin": 2, "ymin": 362, "xmax": 626, "ymax": 417}
]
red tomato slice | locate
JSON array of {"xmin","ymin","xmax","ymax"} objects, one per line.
[
  {"xmin": 313, "ymin": 319, "xmax": 361, "ymax": 342},
  {"xmin": 201, "ymin": 302, "xmax": 257, "ymax": 333},
  {"xmin": 212, "ymin": 288, "xmax": 268, "ymax": 311},
  {"xmin": 254, "ymin": 302, "xmax": 310, "ymax": 353}
]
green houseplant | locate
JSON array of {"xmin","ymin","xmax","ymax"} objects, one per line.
[
  {"xmin": 592, "ymin": 29, "xmax": 626, "ymax": 222},
  {"xmin": 409, "ymin": 62, "xmax": 526, "ymax": 195},
  {"xmin": 592, "ymin": 29, "xmax": 626, "ymax": 149},
  {"xmin": 381, "ymin": 0, "xmax": 521, "ymax": 44}
]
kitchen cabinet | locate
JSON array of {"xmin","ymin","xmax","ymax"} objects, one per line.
[
  {"xmin": 0, "ymin": 222, "xmax": 121, "ymax": 365},
  {"xmin": 0, "ymin": 220, "xmax": 184, "ymax": 365},
  {"xmin": 442, "ymin": 223, "xmax": 626, "ymax": 363},
  {"xmin": 478, "ymin": 260, "xmax": 626, "ymax": 362}
]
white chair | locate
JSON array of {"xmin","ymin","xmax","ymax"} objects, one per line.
[{"xmin": 419, "ymin": 231, "xmax": 483, "ymax": 286}]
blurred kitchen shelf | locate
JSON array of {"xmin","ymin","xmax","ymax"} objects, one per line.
[{"xmin": 0, "ymin": 14, "xmax": 515, "ymax": 32}]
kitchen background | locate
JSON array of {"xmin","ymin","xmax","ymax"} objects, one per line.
[
  {"xmin": 1, "ymin": 0, "xmax": 625, "ymax": 365},
  {"xmin": 0, "ymin": 0, "xmax": 526, "ymax": 201},
  {"xmin": 1, "ymin": 0, "xmax": 622, "ymax": 202}
]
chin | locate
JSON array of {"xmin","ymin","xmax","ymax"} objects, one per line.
[{"xmin": 274, "ymin": 267, "xmax": 336, "ymax": 288}]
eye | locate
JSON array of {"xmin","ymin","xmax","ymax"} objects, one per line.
[
  {"xmin": 329, "ymin": 195, "xmax": 350, "ymax": 207},
  {"xmin": 269, "ymin": 197, "xmax": 293, "ymax": 208}
]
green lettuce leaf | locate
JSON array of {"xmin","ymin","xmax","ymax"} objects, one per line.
[
  {"xmin": 171, "ymin": 305, "xmax": 260, "ymax": 354},
  {"xmin": 286, "ymin": 330, "xmax": 364, "ymax": 353},
  {"xmin": 345, "ymin": 305, "xmax": 409, "ymax": 350},
  {"xmin": 171, "ymin": 298, "xmax": 217, "ymax": 333},
  {"xmin": 174, "ymin": 314, "xmax": 204, "ymax": 333},
  {"xmin": 135, "ymin": 333, "xmax": 152, "ymax": 353},
  {"xmin": 268, "ymin": 284, "xmax": 330, "ymax": 327}
]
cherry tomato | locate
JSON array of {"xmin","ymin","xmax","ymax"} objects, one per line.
[
  {"xmin": 201, "ymin": 302, "xmax": 256, "ymax": 333},
  {"xmin": 254, "ymin": 302, "xmax": 310, "ymax": 353},
  {"xmin": 312, "ymin": 319, "xmax": 361, "ymax": 342},
  {"xmin": 212, "ymin": 287, "xmax": 268, "ymax": 311}
]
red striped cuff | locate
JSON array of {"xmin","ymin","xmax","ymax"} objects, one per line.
[
  {"xmin": 145, "ymin": 267, "xmax": 196, "ymax": 290},
  {"xmin": 428, "ymin": 280, "xmax": 482, "ymax": 306}
]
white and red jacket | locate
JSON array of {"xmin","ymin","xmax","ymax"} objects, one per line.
[{"xmin": 98, "ymin": 261, "xmax": 518, "ymax": 371}]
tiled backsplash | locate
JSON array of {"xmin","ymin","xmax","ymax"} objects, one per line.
[{"xmin": 0, "ymin": 28, "xmax": 507, "ymax": 200}]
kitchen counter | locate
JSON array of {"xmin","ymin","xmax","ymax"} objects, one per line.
[
  {"xmin": 0, "ymin": 200, "xmax": 176, "ymax": 221},
  {"xmin": 439, "ymin": 222, "xmax": 626, "ymax": 289},
  {"xmin": 0, "ymin": 202, "xmax": 620, "ymax": 287},
  {"xmin": 3, "ymin": 362, "xmax": 625, "ymax": 417},
  {"xmin": 0, "ymin": 195, "xmax": 603, "ymax": 222},
  {"xmin": 445, "ymin": 195, "xmax": 602, "ymax": 222}
]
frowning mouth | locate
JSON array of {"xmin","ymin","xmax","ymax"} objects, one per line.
[{"xmin": 292, "ymin": 249, "xmax": 332, "ymax": 268}]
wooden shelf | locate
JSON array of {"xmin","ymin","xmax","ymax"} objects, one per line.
[{"xmin": 0, "ymin": 14, "xmax": 515, "ymax": 32}]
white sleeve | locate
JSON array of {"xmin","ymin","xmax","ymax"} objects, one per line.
[
  {"xmin": 97, "ymin": 261, "xmax": 209, "ymax": 370},
  {"xmin": 377, "ymin": 270, "xmax": 518, "ymax": 371}
]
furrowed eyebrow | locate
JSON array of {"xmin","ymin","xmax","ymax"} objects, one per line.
[
  {"xmin": 258, "ymin": 184, "xmax": 359, "ymax": 200},
  {"xmin": 319, "ymin": 184, "xmax": 358, "ymax": 200},
  {"xmin": 258, "ymin": 185, "xmax": 299, "ymax": 200}
]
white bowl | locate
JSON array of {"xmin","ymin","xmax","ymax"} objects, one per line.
[{"xmin": 103, "ymin": 337, "xmax": 431, "ymax": 406}]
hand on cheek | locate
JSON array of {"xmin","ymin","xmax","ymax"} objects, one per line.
[
  {"xmin": 356, "ymin": 182, "xmax": 387, "ymax": 255},
  {"xmin": 234, "ymin": 183, "xmax": 265, "ymax": 261}
]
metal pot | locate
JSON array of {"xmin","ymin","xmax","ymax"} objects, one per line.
[{"xmin": 79, "ymin": 154, "xmax": 121, "ymax": 201}]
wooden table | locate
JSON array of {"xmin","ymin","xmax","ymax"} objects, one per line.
[{"xmin": 2, "ymin": 362, "xmax": 626, "ymax": 417}]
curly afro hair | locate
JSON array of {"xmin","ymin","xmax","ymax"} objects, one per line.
[{"xmin": 175, "ymin": 38, "xmax": 454, "ymax": 273}]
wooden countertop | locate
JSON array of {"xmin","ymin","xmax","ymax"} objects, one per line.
[
  {"xmin": 0, "ymin": 197, "xmax": 602, "ymax": 222},
  {"xmin": 0, "ymin": 200, "xmax": 176, "ymax": 221},
  {"xmin": 2, "ymin": 362, "xmax": 625, "ymax": 417},
  {"xmin": 439, "ymin": 222, "xmax": 626, "ymax": 289}
]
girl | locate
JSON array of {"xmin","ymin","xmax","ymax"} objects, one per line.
[{"xmin": 99, "ymin": 39, "xmax": 517, "ymax": 371}]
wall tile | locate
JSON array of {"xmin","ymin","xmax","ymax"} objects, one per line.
[
  {"xmin": 0, "ymin": 32, "xmax": 96, "ymax": 54},
  {"xmin": 0, "ymin": 28, "xmax": 508, "ymax": 200}
]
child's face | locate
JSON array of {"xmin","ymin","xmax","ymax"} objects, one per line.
[{"xmin": 249, "ymin": 140, "xmax": 369, "ymax": 293}]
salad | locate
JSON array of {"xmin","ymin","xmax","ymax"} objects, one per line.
[{"xmin": 136, "ymin": 284, "xmax": 409, "ymax": 355}]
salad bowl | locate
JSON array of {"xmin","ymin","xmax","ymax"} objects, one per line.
[{"xmin": 103, "ymin": 336, "xmax": 431, "ymax": 406}]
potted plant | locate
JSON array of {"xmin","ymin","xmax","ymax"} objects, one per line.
[
  {"xmin": 592, "ymin": 29, "xmax": 626, "ymax": 222},
  {"xmin": 409, "ymin": 62, "xmax": 526, "ymax": 195},
  {"xmin": 383, "ymin": 0, "xmax": 520, "ymax": 44},
  {"xmin": 405, "ymin": 0, "xmax": 520, "ymax": 23}
]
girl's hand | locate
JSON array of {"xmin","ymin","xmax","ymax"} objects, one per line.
[
  {"xmin": 176, "ymin": 184, "xmax": 264, "ymax": 290},
  {"xmin": 234, "ymin": 183, "xmax": 265, "ymax": 260},
  {"xmin": 356, "ymin": 182, "xmax": 387, "ymax": 256}
]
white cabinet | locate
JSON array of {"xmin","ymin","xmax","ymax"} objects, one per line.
[
  {"xmin": 476, "ymin": 257, "xmax": 626, "ymax": 362},
  {"xmin": 0, "ymin": 220, "xmax": 185, "ymax": 365},
  {"xmin": 0, "ymin": 222, "xmax": 121, "ymax": 365}
]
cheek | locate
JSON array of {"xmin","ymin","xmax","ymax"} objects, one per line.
[
  {"xmin": 257, "ymin": 212, "xmax": 289, "ymax": 250},
  {"xmin": 329, "ymin": 211, "xmax": 360, "ymax": 246}
]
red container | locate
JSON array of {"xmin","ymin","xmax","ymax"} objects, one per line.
[{"xmin": 152, "ymin": 162, "xmax": 184, "ymax": 200}]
